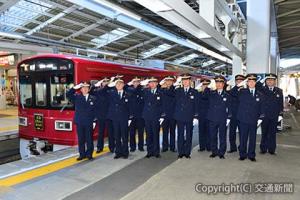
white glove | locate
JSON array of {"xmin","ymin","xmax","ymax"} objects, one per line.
[
  {"xmin": 257, "ymin": 119, "xmax": 263, "ymax": 127},
  {"xmin": 73, "ymin": 83, "xmax": 83, "ymax": 90},
  {"xmin": 159, "ymin": 78, "xmax": 166, "ymax": 86},
  {"xmin": 94, "ymin": 80, "xmax": 103, "ymax": 87},
  {"xmin": 108, "ymin": 81, "xmax": 116, "ymax": 87},
  {"xmin": 140, "ymin": 79, "xmax": 150, "ymax": 86},
  {"xmin": 208, "ymin": 79, "xmax": 216, "ymax": 90},
  {"xmin": 127, "ymin": 80, "xmax": 134, "ymax": 86},
  {"xmin": 237, "ymin": 78, "xmax": 248, "ymax": 88},
  {"xmin": 128, "ymin": 120, "xmax": 132, "ymax": 126},
  {"xmin": 159, "ymin": 118, "xmax": 164, "ymax": 125},
  {"xmin": 278, "ymin": 116, "xmax": 283, "ymax": 122},
  {"xmin": 174, "ymin": 77, "xmax": 182, "ymax": 87},
  {"xmin": 110, "ymin": 76, "xmax": 116, "ymax": 82},
  {"xmin": 226, "ymin": 119, "xmax": 231, "ymax": 127},
  {"xmin": 193, "ymin": 118, "xmax": 198, "ymax": 126},
  {"xmin": 195, "ymin": 83, "xmax": 202, "ymax": 90}
]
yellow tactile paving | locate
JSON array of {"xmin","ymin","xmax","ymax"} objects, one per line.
[{"xmin": 0, "ymin": 147, "xmax": 110, "ymax": 187}]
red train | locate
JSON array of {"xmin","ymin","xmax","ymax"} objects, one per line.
[{"xmin": 17, "ymin": 54, "xmax": 204, "ymax": 158}]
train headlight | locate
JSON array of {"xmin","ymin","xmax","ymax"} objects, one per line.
[
  {"xmin": 55, "ymin": 121, "xmax": 72, "ymax": 131},
  {"xmin": 19, "ymin": 117, "xmax": 28, "ymax": 126}
]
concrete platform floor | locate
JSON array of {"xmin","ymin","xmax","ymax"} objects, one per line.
[{"xmin": 0, "ymin": 108, "xmax": 299, "ymax": 200}]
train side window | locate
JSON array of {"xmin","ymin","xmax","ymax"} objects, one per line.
[
  {"xmin": 50, "ymin": 74, "xmax": 74, "ymax": 108},
  {"xmin": 20, "ymin": 76, "xmax": 32, "ymax": 107},
  {"xmin": 35, "ymin": 82, "xmax": 47, "ymax": 107}
]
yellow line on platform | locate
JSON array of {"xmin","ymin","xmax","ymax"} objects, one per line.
[
  {"xmin": 0, "ymin": 126, "xmax": 18, "ymax": 132},
  {"xmin": 0, "ymin": 147, "xmax": 110, "ymax": 187}
]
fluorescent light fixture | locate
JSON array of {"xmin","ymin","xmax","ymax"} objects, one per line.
[
  {"xmin": 85, "ymin": 48, "xmax": 118, "ymax": 57},
  {"xmin": 0, "ymin": 31, "xmax": 25, "ymax": 39},
  {"xmin": 93, "ymin": 0, "xmax": 142, "ymax": 20},
  {"xmin": 92, "ymin": 28, "xmax": 130, "ymax": 48},
  {"xmin": 174, "ymin": 53, "xmax": 199, "ymax": 64},
  {"xmin": 141, "ymin": 43, "xmax": 172, "ymax": 58},
  {"xmin": 202, "ymin": 60, "xmax": 216, "ymax": 67},
  {"xmin": 214, "ymin": 64, "xmax": 226, "ymax": 70},
  {"xmin": 0, "ymin": 0, "xmax": 52, "ymax": 32},
  {"xmin": 134, "ymin": 0, "xmax": 172, "ymax": 12}
]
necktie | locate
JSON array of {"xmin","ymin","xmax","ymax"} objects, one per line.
[
  {"xmin": 151, "ymin": 90, "xmax": 154, "ymax": 94},
  {"xmin": 251, "ymin": 90, "xmax": 254, "ymax": 97},
  {"xmin": 119, "ymin": 92, "xmax": 122, "ymax": 99},
  {"xmin": 218, "ymin": 91, "xmax": 221, "ymax": 95}
]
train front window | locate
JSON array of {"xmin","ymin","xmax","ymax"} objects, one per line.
[
  {"xmin": 35, "ymin": 81, "xmax": 47, "ymax": 107},
  {"xmin": 50, "ymin": 74, "xmax": 73, "ymax": 108},
  {"xmin": 19, "ymin": 76, "xmax": 32, "ymax": 107}
]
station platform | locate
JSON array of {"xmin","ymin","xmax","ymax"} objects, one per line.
[
  {"xmin": 0, "ymin": 109, "xmax": 299, "ymax": 200},
  {"xmin": 0, "ymin": 108, "xmax": 18, "ymax": 141}
]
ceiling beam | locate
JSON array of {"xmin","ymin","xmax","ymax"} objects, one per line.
[
  {"xmin": 0, "ymin": 0, "xmax": 19, "ymax": 14},
  {"xmin": 164, "ymin": 49, "xmax": 194, "ymax": 61},
  {"xmin": 118, "ymin": 37, "xmax": 160, "ymax": 54}
]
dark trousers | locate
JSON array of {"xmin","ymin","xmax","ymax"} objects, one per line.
[
  {"xmin": 112, "ymin": 120, "xmax": 129, "ymax": 157},
  {"xmin": 177, "ymin": 120, "xmax": 193, "ymax": 156},
  {"xmin": 209, "ymin": 121, "xmax": 227, "ymax": 156},
  {"xmin": 129, "ymin": 118, "xmax": 145, "ymax": 151},
  {"xmin": 198, "ymin": 118, "xmax": 210, "ymax": 151},
  {"xmin": 162, "ymin": 118, "xmax": 176, "ymax": 151},
  {"xmin": 260, "ymin": 118, "xmax": 278, "ymax": 153},
  {"xmin": 107, "ymin": 119, "xmax": 115, "ymax": 152},
  {"xmin": 97, "ymin": 119, "xmax": 113, "ymax": 151},
  {"xmin": 239, "ymin": 122, "xmax": 257, "ymax": 159},
  {"xmin": 229, "ymin": 118, "xmax": 239, "ymax": 151},
  {"xmin": 145, "ymin": 119, "xmax": 160, "ymax": 156},
  {"xmin": 76, "ymin": 124, "xmax": 94, "ymax": 158}
]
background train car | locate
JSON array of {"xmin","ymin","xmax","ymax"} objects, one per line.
[{"xmin": 17, "ymin": 54, "xmax": 186, "ymax": 158}]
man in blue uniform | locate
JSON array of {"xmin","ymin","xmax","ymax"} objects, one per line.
[
  {"xmin": 142, "ymin": 77, "xmax": 163, "ymax": 158},
  {"xmin": 197, "ymin": 79, "xmax": 211, "ymax": 152},
  {"xmin": 107, "ymin": 78, "xmax": 133, "ymax": 159},
  {"xmin": 67, "ymin": 81, "xmax": 96, "ymax": 161},
  {"xmin": 128, "ymin": 77, "xmax": 145, "ymax": 152},
  {"xmin": 228, "ymin": 74, "xmax": 245, "ymax": 153},
  {"xmin": 259, "ymin": 73, "xmax": 283, "ymax": 155},
  {"xmin": 173, "ymin": 74, "xmax": 198, "ymax": 159},
  {"xmin": 90, "ymin": 77, "xmax": 115, "ymax": 153},
  {"xmin": 160, "ymin": 76, "xmax": 176, "ymax": 152},
  {"xmin": 207, "ymin": 75, "xmax": 231, "ymax": 159},
  {"xmin": 237, "ymin": 74, "xmax": 264, "ymax": 162}
]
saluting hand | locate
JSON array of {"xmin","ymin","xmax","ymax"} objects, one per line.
[{"xmin": 73, "ymin": 83, "xmax": 83, "ymax": 90}]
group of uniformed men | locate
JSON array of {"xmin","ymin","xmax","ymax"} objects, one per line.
[{"xmin": 66, "ymin": 72, "xmax": 283, "ymax": 162}]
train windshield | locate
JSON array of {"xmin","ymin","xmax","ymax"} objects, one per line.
[{"xmin": 18, "ymin": 58, "xmax": 74, "ymax": 110}]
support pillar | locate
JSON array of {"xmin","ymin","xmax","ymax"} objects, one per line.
[{"xmin": 246, "ymin": 0, "xmax": 271, "ymax": 74}]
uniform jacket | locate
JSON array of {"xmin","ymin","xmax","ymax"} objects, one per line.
[
  {"xmin": 66, "ymin": 88, "xmax": 96, "ymax": 125},
  {"xmin": 197, "ymin": 87, "xmax": 210, "ymax": 120},
  {"xmin": 161, "ymin": 86, "xmax": 176, "ymax": 119},
  {"xmin": 142, "ymin": 88, "xmax": 163, "ymax": 120},
  {"xmin": 228, "ymin": 86, "xmax": 240, "ymax": 119},
  {"xmin": 127, "ymin": 85, "xmax": 144, "ymax": 119},
  {"xmin": 90, "ymin": 85, "xmax": 110, "ymax": 120},
  {"xmin": 106, "ymin": 88, "xmax": 133, "ymax": 121},
  {"xmin": 173, "ymin": 87, "xmax": 198, "ymax": 122},
  {"xmin": 206, "ymin": 90, "xmax": 232, "ymax": 123},
  {"xmin": 236, "ymin": 88, "xmax": 264, "ymax": 125},
  {"xmin": 261, "ymin": 86, "xmax": 283, "ymax": 120}
]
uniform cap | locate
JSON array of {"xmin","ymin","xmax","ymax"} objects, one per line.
[
  {"xmin": 214, "ymin": 75, "xmax": 225, "ymax": 82},
  {"xmin": 148, "ymin": 76, "xmax": 158, "ymax": 82},
  {"xmin": 265, "ymin": 73, "xmax": 277, "ymax": 80},
  {"xmin": 201, "ymin": 79, "xmax": 211, "ymax": 84},
  {"xmin": 246, "ymin": 73, "xmax": 257, "ymax": 80},
  {"xmin": 81, "ymin": 81, "xmax": 90, "ymax": 87},
  {"xmin": 235, "ymin": 74, "xmax": 245, "ymax": 81},
  {"xmin": 131, "ymin": 76, "xmax": 141, "ymax": 81},
  {"xmin": 164, "ymin": 76, "xmax": 175, "ymax": 81},
  {"xmin": 180, "ymin": 73, "xmax": 192, "ymax": 79}
]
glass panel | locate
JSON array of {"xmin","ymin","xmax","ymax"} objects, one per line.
[
  {"xmin": 19, "ymin": 76, "xmax": 32, "ymax": 107},
  {"xmin": 141, "ymin": 43, "xmax": 172, "ymax": 58},
  {"xmin": 91, "ymin": 28, "xmax": 130, "ymax": 48},
  {"xmin": 50, "ymin": 74, "xmax": 74, "ymax": 108},
  {"xmin": 35, "ymin": 82, "xmax": 47, "ymax": 106}
]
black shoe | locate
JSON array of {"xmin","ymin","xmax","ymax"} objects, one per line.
[
  {"xmin": 76, "ymin": 156, "xmax": 85, "ymax": 161},
  {"xmin": 96, "ymin": 149, "xmax": 103, "ymax": 154},
  {"xmin": 198, "ymin": 149, "xmax": 205, "ymax": 152},
  {"xmin": 260, "ymin": 151, "xmax": 266, "ymax": 154},
  {"xmin": 130, "ymin": 149, "xmax": 136, "ymax": 152},
  {"xmin": 87, "ymin": 156, "xmax": 94, "ymax": 161},
  {"xmin": 178, "ymin": 155, "xmax": 184, "ymax": 159},
  {"xmin": 269, "ymin": 152, "xmax": 276, "ymax": 155},
  {"xmin": 239, "ymin": 157, "xmax": 246, "ymax": 161},
  {"xmin": 170, "ymin": 149, "xmax": 176, "ymax": 152},
  {"xmin": 155, "ymin": 154, "xmax": 161, "ymax": 158},
  {"xmin": 227, "ymin": 150, "xmax": 237, "ymax": 153},
  {"xmin": 123, "ymin": 155, "xmax": 129, "ymax": 159},
  {"xmin": 219, "ymin": 155, "xmax": 225, "ymax": 159},
  {"xmin": 114, "ymin": 155, "xmax": 122, "ymax": 159},
  {"xmin": 185, "ymin": 155, "xmax": 191, "ymax": 159},
  {"xmin": 209, "ymin": 154, "xmax": 217, "ymax": 158},
  {"xmin": 145, "ymin": 154, "xmax": 152, "ymax": 158},
  {"xmin": 162, "ymin": 149, "xmax": 168, "ymax": 152},
  {"xmin": 109, "ymin": 149, "xmax": 115, "ymax": 153},
  {"xmin": 249, "ymin": 158, "xmax": 256, "ymax": 162},
  {"xmin": 138, "ymin": 148, "xmax": 144, "ymax": 152}
]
